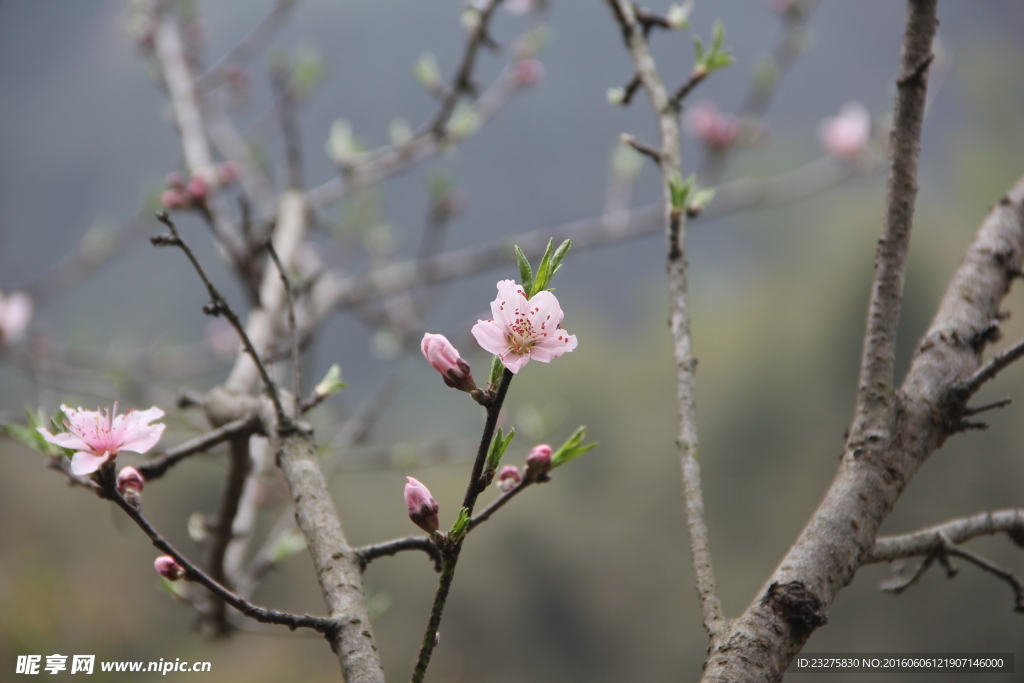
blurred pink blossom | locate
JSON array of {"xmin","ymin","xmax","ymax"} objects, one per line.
[
  {"xmin": 514, "ymin": 59, "xmax": 546, "ymax": 86},
  {"xmin": 38, "ymin": 404, "xmax": 166, "ymax": 476},
  {"xmin": 684, "ymin": 101, "xmax": 739, "ymax": 149},
  {"xmin": 471, "ymin": 280, "xmax": 577, "ymax": 374},
  {"xmin": 0, "ymin": 289, "xmax": 33, "ymax": 344},
  {"xmin": 818, "ymin": 102, "xmax": 871, "ymax": 159}
]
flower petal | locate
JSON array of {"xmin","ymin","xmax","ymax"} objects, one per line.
[
  {"xmin": 37, "ymin": 428, "xmax": 93, "ymax": 453},
  {"xmin": 472, "ymin": 320, "xmax": 510, "ymax": 357},
  {"xmin": 70, "ymin": 451, "xmax": 111, "ymax": 476}
]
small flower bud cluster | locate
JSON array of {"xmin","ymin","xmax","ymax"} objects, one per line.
[
  {"xmin": 496, "ymin": 465, "xmax": 522, "ymax": 492},
  {"xmin": 160, "ymin": 164, "xmax": 240, "ymax": 210}
]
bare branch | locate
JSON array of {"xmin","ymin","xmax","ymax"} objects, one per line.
[
  {"xmin": 867, "ymin": 509, "xmax": 1024, "ymax": 563},
  {"xmin": 138, "ymin": 416, "xmax": 259, "ymax": 481},
  {"xmin": 356, "ymin": 536, "xmax": 442, "ymax": 573},
  {"xmin": 99, "ymin": 469, "xmax": 336, "ymax": 636},
  {"xmin": 850, "ymin": 0, "xmax": 937, "ymax": 442},
  {"xmin": 196, "ymin": 0, "xmax": 299, "ymax": 89},
  {"xmin": 606, "ymin": 0, "xmax": 725, "ymax": 638}
]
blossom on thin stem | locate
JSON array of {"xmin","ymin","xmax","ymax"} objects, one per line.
[
  {"xmin": 405, "ymin": 477, "xmax": 440, "ymax": 535},
  {"xmin": 38, "ymin": 404, "xmax": 166, "ymax": 476},
  {"xmin": 818, "ymin": 102, "xmax": 871, "ymax": 159},
  {"xmin": 421, "ymin": 333, "xmax": 478, "ymax": 393},
  {"xmin": 0, "ymin": 289, "xmax": 32, "ymax": 345},
  {"xmin": 471, "ymin": 280, "xmax": 577, "ymax": 374}
]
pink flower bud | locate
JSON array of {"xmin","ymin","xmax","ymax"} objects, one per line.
[
  {"xmin": 684, "ymin": 101, "xmax": 739, "ymax": 149},
  {"xmin": 525, "ymin": 444, "xmax": 552, "ymax": 477},
  {"xmin": 514, "ymin": 59, "xmax": 546, "ymax": 87},
  {"xmin": 186, "ymin": 174, "xmax": 209, "ymax": 202},
  {"xmin": 0, "ymin": 289, "xmax": 33, "ymax": 345},
  {"xmin": 117, "ymin": 466, "xmax": 145, "ymax": 494},
  {"xmin": 154, "ymin": 555, "xmax": 185, "ymax": 581},
  {"xmin": 421, "ymin": 333, "xmax": 478, "ymax": 393},
  {"xmin": 405, "ymin": 476, "xmax": 440, "ymax": 535},
  {"xmin": 497, "ymin": 465, "xmax": 522, "ymax": 492},
  {"xmin": 218, "ymin": 161, "xmax": 240, "ymax": 185},
  {"xmin": 160, "ymin": 188, "xmax": 189, "ymax": 209},
  {"xmin": 164, "ymin": 171, "xmax": 185, "ymax": 189}
]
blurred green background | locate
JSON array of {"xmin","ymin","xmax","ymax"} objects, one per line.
[{"xmin": 2, "ymin": 1, "xmax": 1024, "ymax": 681}]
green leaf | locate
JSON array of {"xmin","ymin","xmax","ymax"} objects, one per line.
[
  {"xmin": 551, "ymin": 426, "xmax": 598, "ymax": 469},
  {"xmin": 488, "ymin": 354, "xmax": 504, "ymax": 388},
  {"xmin": 4, "ymin": 407, "xmax": 66, "ymax": 456},
  {"xmin": 531, "ymin": 238, "xmax": 556, "ymax": 295},
  {"xmin": 414, "ymin": 52, "xmax": 441, "ymax": 89},
  {"xmin": 449, "ymin": 507, "xmax": 471, "ymax": 541},
  {"xmin": 515, "ymin": 245, "xmax": 534, "ymax": 296},
  {"xmin": 689, "ymin": 187, "xmax": 717, "ymax": 212},
  {"xmin": 668, "ymin": 173, "xmax": 696, "ymax": 210},
  {"xmin": 314, "ymin": 364, "xmax": 347, "ymax": 398},
  {"xmin": 486, "ymin": 427, "xmax": 516, "ymax": 471},
  {"xmin": 693, "ymin": 33, "xmax": 705, "ymax": 64}
]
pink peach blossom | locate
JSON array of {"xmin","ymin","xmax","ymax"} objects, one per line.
[
  {"xmin": 38, "ymin": 404, "xmax": 166, "ymax": 476},
  {"xmin": 0, "ymin": 289, "xmax": 32, "ymax": 344},
  {"xmin": 819, "ymin": 102, "xmax": 871, "ymax": 159},
  {"xmin": 471, "ymin": 280, "xmax": 577, "ymax": 374}
]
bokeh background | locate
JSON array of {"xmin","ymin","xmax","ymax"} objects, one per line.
[{"xmin": 2, "ymin": 1, "xmax": 1024, "ymax": 681}]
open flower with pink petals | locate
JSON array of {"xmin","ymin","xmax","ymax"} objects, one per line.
[
  {"xmin": 471, "ymin": 280, "xmax": 577, "ymax": 374},
  {"xmin": 38, "ymin": 404, "xmax": 166, "ymax": 476}
]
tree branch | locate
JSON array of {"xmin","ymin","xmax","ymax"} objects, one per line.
[
  {"xmin": 850, "ymin": 0, "xmax": 936, "ymax": 443},
  {"xmin": 606, "ymin": 0, "xmax": 725, "ymax": 639},
  {"xmin": 867, "ymin": 509, "xmax": 1024, "ymax": 563}
]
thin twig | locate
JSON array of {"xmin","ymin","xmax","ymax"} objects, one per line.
[
  {"xmin": 196, "ymin": 0, "xmax": 299, "ymax": 88},
  {"xmin": 138, "ymin": 415, "xmax": 259, "ymax": 480},
  {"xmin": 265, "ymin": 240, "xmax": 301, "ymax": 419},
  {"xmin": 849, "ymin": 0, "xmax": 936, "ymax": 443},
  {"xmin": 866, "ymin": 509, "xmax": 1024, "ymax": 563},
  {"xmin": 96, "ymin": 468, "xmax": 336, "ymax": 635},
  {"xmin": 607, "ymin": 0, "xmax": 725, "ymax": 639},
  {"xmin": 960, "ymin": 338, "xmax": 1024, "ymax": 398},
  {"xmin": 356, "ymin": 537, "xmax": 442, "ymax": 573},
  {"xmin": 411, "ymin": 368, "xmax": 514, "ymax": 683},
  {"xmin": 151, "ymin": 212, "xmax": 290, "ymax": 426}
]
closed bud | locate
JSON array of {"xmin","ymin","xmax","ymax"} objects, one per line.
[
  {"xmin": 154, "ymin": 555, "xmax": 185, "ymax": 581},
  {"xmin": 404, "ymin": 477, "xmax": 440, "ymax": 535},
  {"xmin": 421, "ymin": 333, "xmax": 478, "ymax": 393},
  {"xmin": 164, "ymin": 171, "xmax": 185, "ymax": 189},
  {"xmin": 186, "ymin": 175, "xmax": 208, "ymax": 202},
  {"xmin": 160, "ymin": 188, "xmax": 189, "ymax": 209},
  {"xmin": 525, "ymin": 444, "xmax": 552, "ymax": 477},
  {"xmin": 497, "ymin": 465, "xmax": 522, "ymax": 492},
  {"xmin": 117, "ymin": 466, "xmax": 145, "ymax": 494}
]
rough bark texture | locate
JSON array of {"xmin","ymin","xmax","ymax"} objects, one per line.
[
  {"xmin": 701, "ymin": 177, "xmax": 1024, "ymax": 682},
  {"xmin": 277, "ymin": 431, "xmax": 386, "ymax": 683}
]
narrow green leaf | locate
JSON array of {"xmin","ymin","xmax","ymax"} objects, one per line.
[
  {"xmin": 488, "ymin": 355, "xmax": 504, "ymax": 388},
  {"xmin": 531, "ymin": 238, "xmax": 556, "ymax": 295},
  {"xmin": 515, "ymin": 245, "xmax": 534, "ymax": 295},
  {"xmin": 693, "ymin": 34, "xmax": 705, "ymax": 64},
  {"xmin": 449, "ymin": 507, "xmax": 471, "ymax": 541}
]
